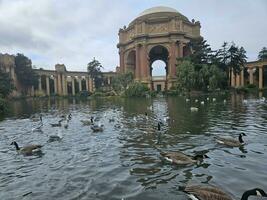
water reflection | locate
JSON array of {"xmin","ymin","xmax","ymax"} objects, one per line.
[{"xmin": 0, "ymin": 93, "xmax": 266, "ymax": 199}]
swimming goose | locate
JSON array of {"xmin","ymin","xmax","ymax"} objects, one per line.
[
  {"xmin": 190, "ymin": 107, "xmax": 199, "ymax": 112},
  {"xmin": 68, "ymin": 113, "xmax": 72, "ymax": 120},
  {"xmin": 216, "ymin": 133, "xmax": 246, "ymax": 147},
  {"xmin": 91, "ymin": 124, "xmax": 104, "ymax": 132},
  {"xmin": 10, "ymin": 141, "xmax": 42, "ymax": 155},
  {"xmin": 81, "ymin": 117, "xmax": 94, "ymax": 126},
  {"xmin": 48, "ymin": 131, "xmax": 63, "ymax": 142},
  {"xmin": 31, "ymin": 114, "xmax": 42, "ymax": 122},
  {"xmin": 184, "ymin": 185, "xmax": 267, "ymax": 200},
  {"xmin": 160, "ymin": 151, "xmax": 208, "ymax": 165},
  {"xmin": 31, "ymin": 122, "xmax": 43, "ymax": 132}
]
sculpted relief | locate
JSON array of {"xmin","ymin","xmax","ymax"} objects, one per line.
[{"xmin": 148, "ymin": 23, "xmax": 168, "ymax": 34}]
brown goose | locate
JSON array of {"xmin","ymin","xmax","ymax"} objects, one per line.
[
  {"xmin": 184, "ymin": 185, "xmax": 267, "ymax": 200},
  {"xmin": 10, "ymin": 141, "xmax": 42, "ymax": 155},
  {"xmin": 216, "ymin": 133, "xmax": 246, "ymax": 147},
  {"xmin": 160, "ymin": 151, "xmax": 208, "ymax": 165}
]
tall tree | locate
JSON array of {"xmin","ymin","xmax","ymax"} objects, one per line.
[
  {"xmin": 87, "ymin": 58, "xmax": 103, "ymax": 89},
  {"xmin": 0, "ymin": 68, "xmax": 14, "ymax": 98},
  {"xmin": 14, "ymin": 53, "xmax": 39, "ymax": 94},
  {"xmin": 258, "ymin": 47, "xmax": 267, "ymax": 60}
]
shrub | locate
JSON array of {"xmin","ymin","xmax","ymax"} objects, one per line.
[
  {"xmin": 0, "ymin": 97, "xmax": 8, "ymax": 115},
  {"xmin": 125, "ymin": 82, "xmax": 149, "ymax": 97}
]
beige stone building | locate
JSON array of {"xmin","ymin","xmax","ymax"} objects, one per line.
[{"xmin": 117, "ymin": 6, "xmax": 201, "ymax": 91}]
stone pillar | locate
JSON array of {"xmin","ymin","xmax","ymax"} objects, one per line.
[
  {"xmin": 178, "ymin": 41, "xmax": 184, "ymax": 58},
  {"xmin": 57, "ymin": 74, "xmax": 62, "ymax": 95},
  {"xmin": 85, "ymin": 77, "xmax": 89, "ymax": 91},
  {"xmin": 89, "ymin": 77, "xmax": 93, "ymax": 92},
  {"xmin": 135, "ymin": 45, "xmax": 140, "ymax": 80},
  {"xmin": 241, "ymin": 70, "xmax": 244, "ymax": 86},
  {"xmin": 46, "ymin": 76, "xmax": 50, "ymax": 96},
  {"xmin": 235, "ymin": 74, "xmax": 240, "ymax": 87},
  {"xmin": 119, "ymin": 49, "xmax": 125, "ymax": 73},
  {"xmin": 62, "ymin": 75, "xmax": 66, "ymax": 95},
  {"xmin": 10, "ymin": 67, "xmax": 15, "ymax": 80},
  {"xmin": 38, "ymin": 77, "xmax": 42, "ymax": 91},
  {"xmin": 72, "ymin": 77, "xmax": 75, "ymax": 95},
  {"xmin": 107, "ymin": 77, "xmax": 111, "ymax": 85},
  {"xmin": 170, "ymin": 42, "xmax": 177, "ymax": 77},
  {"xmin": 54, "ymin": 76, "xmax": 57, "ymax": 94},
  {"xmin": 249, "ymin": 68, "xmax": 254, "ymax": 85},
  {"xmin": 259, "ymin": 66, "xmax": 263, "ymax": 89},
  {"xmin": 231, "ymin": 70, "xmax": 235, "ymax": 87},
  {"xmin": 78, "ymin": 77, "xmax": 82, "ymax": 92}
]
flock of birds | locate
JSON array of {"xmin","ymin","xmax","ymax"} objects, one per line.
[{"xmin": 8, "ymin": 96, "xmax": 267, "ymax": 200}]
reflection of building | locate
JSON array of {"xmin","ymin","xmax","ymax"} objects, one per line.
[
  {"xmin": 117, "ymin": 6, "xmax": 201, "ymax": 91},
  {"xmin": 230, "ymin": 60, "xmax": 267, "ymax": 89},
  {"xmin": 0, "ymin": 53, "xmax": 116, "ymax": 96}
]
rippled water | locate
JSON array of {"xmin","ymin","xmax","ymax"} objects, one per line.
[{"xmin": 0, "ymin": 94, "xmax": 267, "ymax": 200}]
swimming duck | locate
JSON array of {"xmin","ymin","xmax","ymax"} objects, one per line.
[
  {"xmin": 184, "ymin": 185, "xmax": 267, "ymax": 200},
  {"xmin": 91, "ymin": 124, "xmax": 104, "ymax": 132},
  {"xmin": 216, "ymin": 133, "xmax": 246, "ymax": 147},
  {"xmin": 50, "ymin": 119, "xmax": 63, "ymax": 127},
  {"xmin": 190, "ymin": 107, "xmax": 199, "ymax": 112},
  {"xmin": 160, "ymin": 151, "xmax": 208, "ymax": 165},
  {"xmin": 10, "ymin": 141, "xmax": 42, "ymax": 155}
]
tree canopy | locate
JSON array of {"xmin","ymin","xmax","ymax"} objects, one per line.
[
  {"xmin": 87, "ymin": 58, "xmax": 103, "ymax": 88},
  {"xmin": 0, "ymin": 68, "xmax": 14, "ymax": 98},
  {"xmin": 258, "ymin": 47, "xmax": 267, "ymax": 61}
]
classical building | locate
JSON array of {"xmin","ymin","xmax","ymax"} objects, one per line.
[{"xmin": 117, "ymin": 6, "xmax": 201, "ymax": 91}]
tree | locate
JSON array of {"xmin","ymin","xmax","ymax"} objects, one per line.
[
  {"xmin": 87, "ymin": 58, "xmax": 103, "ymax": 89},
  {"xmin": 14, "ymin": 53, "xmax": 39, "ymax": 94},
  {"xmin": 258, "ymin": 47, "xmax": 267, "ymax": 61},
  {"xmin": 0, "ymin": 68, "xmax": 14, "ymax": 98},
  {"xmin": 112, "ymin": 72, "xmax": 133, "ymax": 92}
]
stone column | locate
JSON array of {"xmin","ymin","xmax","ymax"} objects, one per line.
[
  {"xmin": 57, "ymin": 74, "xmax": 62, "ymax": 95},
  {"xmin": 10, "ymin": 67, "xmax": 15, "ymax": 80},
  {"xmin": 119, "ymin": 49, "xmax": 125, "ymax": 73},
  {"xmin": 62, "ymin": 75, "xmax": 66, "ymax": 95},
  {"xmin": 78, "ymin": 77, "xmax": 82, "ymax": 92},
  {"xmin": 85, "ymin": 77, "xmax": 89, "ymax": 91},
  {"xmin": 249, "ymin": 68, "xmax": 254, "ymax": 85},
  {"xmin": 170, "ymin": 42, "xmax": 177, "ymax": 78},
  {"xmin": 89, "ymin": 77, "xmax": 93, "ymax": 92},
  {"xmin": 231, "ymin": 70, "xmax": 236, "ymax": 87},
  {"xmin": 38, "ymin": 77, "xmax": 42, "ymax": 91},
  {"xmin": 72, "ymin": 77, "xmax": 75, "ymax": 95},
  {"xmin": 259, "ymin": 66, "xmax": 263, "ymax": 89},
  {"xmin": 235, "ymin": 74, "xmax": 240, "ymax": 87},
  {"xmin": 241, "ymin": 70, "xmax": 244, "ymax": 87},
  {"xmin": 107, "ymin": 77, "xmax": 111, "ymax": 85},
  {"xmin": 54, "ymin": 76, "xmax": 57, "ymax": 94},
  {"xmin": 135, "ymin": 45, "xmax": 140, "ymax": 80},
  {"xmin": 46, "ymin": 76, "xmax": 50, "ymax": 96},
  {"xmin": 178, "ymin": 41, "xmax": 184, "ymax": 58}
]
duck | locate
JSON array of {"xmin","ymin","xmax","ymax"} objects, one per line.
[
  {"xmin": 81, "ymin": 117, "xmax": 94, "ymax": 126},
  {"xmin": 91, "ymin": 124, "xmax": 104, "ymax": 132},
  {"xmin": 216, "ymin": 133, "xmax": 246, "ymax": 147},
  {"xmin": 157, "ymin": 122, "xmax": 163, "ymax": 131},
  {"xmin": 10, "ymin": 141, "xmax": 42, "ymax": 155},
  {"xmin": 160, "ymin": 151, "xmax": 209, "ymax": 165},
  {"xmin": 50, "ymin": 119, "xmax": 63, "ymax": 127},
  {"xmin": 184, "ymin": 185, "xmax": 267, "ymax": 200},
  {"xmin": 190, "ymin": 107, "xmax": 199, "ymax": 112},
  {"xmin": 68, "ymin": 113, "xmax": 72, "ymax": 120}
]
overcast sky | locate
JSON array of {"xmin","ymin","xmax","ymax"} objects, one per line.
[{"xmin": 0, "ymin": 0, "xmax": 266, "ymax": 73}]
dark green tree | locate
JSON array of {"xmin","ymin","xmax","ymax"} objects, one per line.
[
  {"xmin": 0, "ymin": 68, "xmax": 14, "ymax": 98},
  {"xmin": 258, "ymin": 47, "xmax": 267, "ymax": 60},
  {"xmin": 112, "ymin": 72, "xmax": 133, "ymax": 92},
  {"xmin": 14, "ymin": 53, "xmax": 39, "ymax": 94},
  {"xmin": 87, "ymin": 58, "xmax": 103, "ymax": 89}
]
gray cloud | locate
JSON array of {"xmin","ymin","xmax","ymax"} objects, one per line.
[{"xmin": 0, "ymin": 0, "xmax": 266, "ymax": 71}]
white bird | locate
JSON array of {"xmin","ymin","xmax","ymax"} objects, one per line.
[
  {"xmin": 195, "ymin": 99, "xmax": 199, "ymax": 103},
  {"xmin": 207, "ymin": 97, "xmax": 210, "ymax": 101},
  {"xmin": 212, "ymin": 98, "xmax": 216, "ymax": 102},
  {"xmin": 163, "ymin": 116, "xmax": 170, "ymax": 123},
  {"xmin": 200, "ymin": 101, "xmax": 205, "ymax": 105},
  {"xmin": 148, "ymin": 105, "xmax": 153, "ymax": 111},
  {"xmin": 190, "ymin": 107, "xmax": 199, "ymax": 112},
  {"xmin": 243, "ymin": 99, "xmax": 248, "ymax": 104},
  {"xmin": 223, "ymin": 99, "xmax": 227, "ymax": 104},
  {"xmin": 186, "ymin": 98, "xmax": 190, "ymax": 102},
  {"xmin": 133, "ymin": 116, "xmax": 137, "ymax": 121}
]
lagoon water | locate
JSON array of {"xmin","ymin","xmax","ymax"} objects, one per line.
[{"xmin": 0, "ymin": 94, "xmax": 267, "ymax": 200}]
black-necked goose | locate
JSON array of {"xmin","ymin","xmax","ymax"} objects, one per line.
[
  {"xmin": 50, "ymin": 119, "xmax": 64, "ymax": 127},
  {"xmin": 184, "ymin": 185, "xmax": 267, "ymax": 200},
  {"xmin": 216, "ymin": 133, "xmax": 246, "ymax": 147},
  {"xmin": 81, "ymin": 117, "xmax": 94, "ymax": 126},
  {"xmin": 91, "ymin": 124, "xmax": 104, "ymax": 132},
  {"xmin": 10, "ymin": 141, "xmax": 42, "ymax": 155}
]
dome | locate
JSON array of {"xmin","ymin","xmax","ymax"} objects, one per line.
[{"xmin": 138, "ymin": 6, "xmax": 179, "ymax": 17}]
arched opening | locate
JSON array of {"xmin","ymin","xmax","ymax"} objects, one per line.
[
  {"xmin": 126, "ymin": 50, "xmax": 136, "ymax": 75},
  {"xmin": 151, "ymin": 60, "xmax": 167, "ymax": 77},
  {"xmin": 149, "ymin": 45, "xmax": 169, "ymax": 91}
]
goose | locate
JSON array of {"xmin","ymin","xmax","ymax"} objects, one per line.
[
  {"xmin": 91, "ymin": 123, "xmax": 104, "ymax": 132},
  {"xmin": 10, "ymin": 141, "xmax": 42, "ymax": 155},
  {"xmin": 31, "ymin": 114, "xmax": 42, "ymax": 122},
  {"xmin": 243, "ymin": 99, "xmax": 248, "ymax": 104},
  {"xmin": 201, "ymin": 101, "xmax": 205, "ymax": 105},
  {"xmin": 48, "ymin": 131, "xmax": 63, "ymax": 142},
  {"xmin": 160, "ymin": 151, "xmax": 209, "ymax": 165},
  {"xmin": 184, "ymin": 185, "xmax": 267, "ymax": 200},
  {"xmin": 157, "ymin": 122, "xmax": 163, "ymax": 131},
  {"xmin": 81, "ymin": 117, "xmax": 94, "ymax": 126},
  {"xmin": 148, "ymin": 105, "xmax": 153, "ymax": 111},
  {"xmin": 50, "ymin": 119, "xmax": 63, "ymax": 127},
  {"xmin": 31, "ymin": 122, "xmax": 43, "ymax": 132},
  {"xmin": 216, "ymin": 133, "xmax": 246, "ymax": 147},
  {"xmin": 190, "ymin": 107, "xmax": 199, "ymax": 112},
  {"xmin": 163, "ymin": 116, "xmax": 170, "ymax": 123},
  {"xmin": 68, "ymin": 113, "xmax": 72, "ymax": 120}
]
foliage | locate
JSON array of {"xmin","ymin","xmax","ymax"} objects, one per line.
[
  {"xmin": 125, "ymin": 82, "xmax": 149, "ymax": 97},
  {"xmin": 87, "ymin": 58, "xmax": 103, "ymax": 89},
  {"xmin": 0, "ymin": 97, "xmax": 8, "ymax": 115},
  {"xmin": 258, "ymin": 47, "xmax": 267, "ymax": 61},
  {"xmin": 112, "ymin": 72, "xmax": 134, "ymax": 92},
  {"xmin": 79, "ymin": 90, "xmax": 91, "ymax": 97},
  {"xmin": 14, "ymin": 54, "xmax": 39, "ymax": 91},
  {"xmin": 0, "ymin": 68, "xmax": 14, "ymax": 97}
]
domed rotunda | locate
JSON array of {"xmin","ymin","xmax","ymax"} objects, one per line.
[{"xmin": 117, "ymin": 6, "xmax": 201, "ymax": 91}]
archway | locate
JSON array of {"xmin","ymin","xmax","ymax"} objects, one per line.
[
  {"xmin": 149, "ymin": 45, "xmax": 169, "ymax": 91},
  {"xmin": 126, "ymin": 50, "xmax": 136, "ymax": 75}
]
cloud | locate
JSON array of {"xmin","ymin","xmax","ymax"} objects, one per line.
[{"xmin": 0, "ymin": 0, "xmax": 266, "ymax": 72}]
